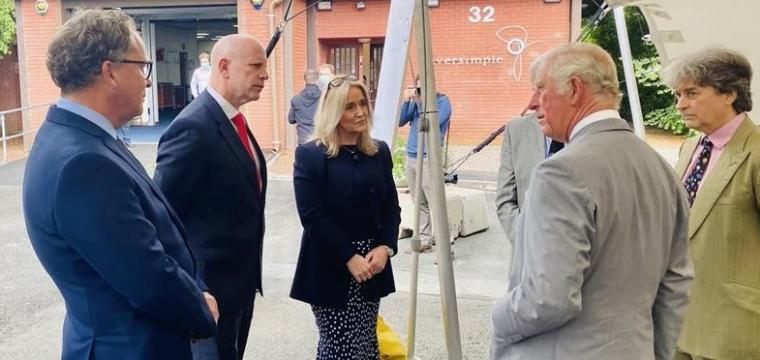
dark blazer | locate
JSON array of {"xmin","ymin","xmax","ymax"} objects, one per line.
[
  {"xmin": 22, "ymin": 106, "xmax": 216, "ymax": 360},
  {"xmin": 290, "ymin": 140, "xmax": 401, "ymax": 307},
  {"xmin": 154, "ymin": 90, "xmax": 267, "ymax": 308}
]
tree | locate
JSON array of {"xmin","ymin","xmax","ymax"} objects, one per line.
[
  {"xmin": 0, "ymin": 0, "xmax": 16, "ymax": 58},
  {"xmin": 583, "ymin": 7, "xmax": 665, "ymax": 122}
]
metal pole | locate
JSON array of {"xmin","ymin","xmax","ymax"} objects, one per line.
[
  {"xmin": 406, "ymin": 133, "xmax": 425, "ymax": 358},
  {"xmin": 613, "ymin": 6, "xmax": 646, "ymax": 140},
  {"xmin": 412, "ymin": 0, "xmax": 462, "ymax": 357},
  {"xmin": 2, "ymin": 113, "xmax": 7, "ymax": 163}
]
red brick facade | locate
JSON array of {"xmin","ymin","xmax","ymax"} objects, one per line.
[
  {"xmin": 16, "ymin": 0, "xmax": 570, "ymax": 149},
  {"xmin": 17, "ymin": 0, "xmax": 63, "ymax": 145}
]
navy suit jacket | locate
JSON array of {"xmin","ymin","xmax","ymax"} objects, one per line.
[
  {"xmin": 154, "ymin": 90, "xmax": 267, "ymax": 308},
  {"xmin": 22, "ymin": 106, "xmax": 216, "ymax": 360},
  {"xmin": 290, "ymin": 140, "xmax": 400, "ymax": 307}
]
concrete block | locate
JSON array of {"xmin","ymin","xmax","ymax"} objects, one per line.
[
  {"xmin": 446, "ymin": 185, "xmax": 490, "ymax": 236},
  {"xmin": 397, "ymin": 184, "xmax": 489, "ymax": 239}
]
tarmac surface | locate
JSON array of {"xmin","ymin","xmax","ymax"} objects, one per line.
[
  {"xmin": 0, "ymin": 144, "xmax": 511, "ymax": 359},
  {"xmin": 0, "ymin": 129, "xmax": 684, "ymax": 359}
]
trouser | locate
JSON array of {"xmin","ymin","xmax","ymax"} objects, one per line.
[
  {"xmin": 192, "ymin": 301, "xmax": 255, "ymax": 360},
  {"xmin": 405, "ymin": 155, "xmax": 433, "ymax": 244}
]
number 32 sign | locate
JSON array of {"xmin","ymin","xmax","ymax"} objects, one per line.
[{"xmin": 469, "ymin": 6, "xmax": 495, "ymax": 23}]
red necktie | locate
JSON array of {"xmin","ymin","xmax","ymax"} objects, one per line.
[{"xmin": 231, "ymin": 113, "xmax": 263, "ymax": 191}]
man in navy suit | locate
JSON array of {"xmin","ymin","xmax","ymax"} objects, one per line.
[
  {"xmin": 154, "ymin": 34, "xmax": 269, "ymax": 360},
  {"xmin": 22, "ymin": 9, "xmax": 218, "ymax": 360}
]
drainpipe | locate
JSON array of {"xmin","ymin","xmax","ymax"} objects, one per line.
[{"xmin": 268, "ymin": 0, "xmax": 285, "ymax": 150}]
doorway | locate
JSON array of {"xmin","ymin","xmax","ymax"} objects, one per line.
[
  {"xmin": 325, "ymin": 40, "xmax": 384, "ymax": 106},
  {"xmin": 126, "ymin": 5, "xmax": 237, "ymax": 143}
]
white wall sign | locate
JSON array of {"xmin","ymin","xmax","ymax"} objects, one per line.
[
  {"xmin": 468, "ymin": 6, "xmax": 495, "ymax": 23},
  {"xmin": 496, "ymin": 25, "xmax": 539, "ymax": 82}
]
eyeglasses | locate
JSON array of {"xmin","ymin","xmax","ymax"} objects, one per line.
[
  {"xmin": 116, "ymin": 59, "xmax": 153, "ymax": 80},
  {"xmin": 326, "ymin": 74, "xmax": 358, "ymax": 93}
]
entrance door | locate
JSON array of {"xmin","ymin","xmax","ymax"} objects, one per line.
[
  {"xmin": 135, "ymin": 17, "xmax": 158, "ymax": 126},
  {"xmin": 327, "ymin": 41, "xmax": 384, "ymax": 104},
  {"xmin": 328, "ymin": 45, "xmax": 360, "ymax": 77}
]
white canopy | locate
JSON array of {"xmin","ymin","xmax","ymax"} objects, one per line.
[{"xmin": 608, "ymin": 0, "xmax": 759, "ymax": 121}]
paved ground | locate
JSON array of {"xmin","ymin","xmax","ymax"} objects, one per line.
[
  {"xmin": 0, "ymin": 127, "xmax": 685, "ymax": 359},
  {"xmin": 0, "ymin": 144, "xmax": 510, "ymax": 360}
]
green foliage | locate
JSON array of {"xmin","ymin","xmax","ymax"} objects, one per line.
[
  {"xmin": 391, "ymin": 137, "xmax": 406, "ymax": 185},
  {"xmin": 583, "ymin": 7, "xmax": 690, "ymax": 136},
  {"xmin": 633, "ymin": 57, "xmax": 691, "ymax": 135},
  {"xmin": 0, "ymin": 0, "xmax": 15, "ymax": 58},
  {"xmin": 584, "ymin": 7, "xmax": 657, "ymax": 122}
]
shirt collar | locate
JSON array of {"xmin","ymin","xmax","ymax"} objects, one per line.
[
  {"xmin": 704, "ymin": 112, "xmax": 745, "ymax": 150},
  {"xmin": 568, "ymin": 109, "xmax": 621, "ymax": 142},
  {"xmin": 56, "ymin": 97, "xmax": 117, "ymax": 139},
  {"xmin": 206, "ymin": 86, "xmax": 239, "ymax": 120}
]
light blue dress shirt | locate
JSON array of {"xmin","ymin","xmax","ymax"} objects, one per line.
[{"xmin": 57, "ymin": 97, "xmax": 117, "ymax": 140}]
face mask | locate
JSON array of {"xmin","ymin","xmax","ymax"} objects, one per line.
[{"xmin": 201, "ymin": 63, "xmax": 210, "ymax": 70}]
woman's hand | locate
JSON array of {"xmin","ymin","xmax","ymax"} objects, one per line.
[
  {"xmin": 366, "ymin": 246, "xmax": 389, "ymax": 275},
  {"xmin": 347, "ymin": 254, "xmax": 373, "ymax": 283}
]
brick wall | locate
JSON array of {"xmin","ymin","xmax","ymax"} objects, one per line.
[
  {"xmin": 18, "ymin": 0, "xmax": 62, "ymax": 145},
  {"xmin": 238, "ymin": 0, "xmax": 282, "ymax": 149},
  {"xmin": 0, "ymin": 45, "xmax": 22, "ymax": 135},
  {"xmin": 312, "ymin": 0, "xmax": 569, "ymax": 145},
  {"xmin": 19, "ymin": 0, "xmax": 569, "ymax": 149}
]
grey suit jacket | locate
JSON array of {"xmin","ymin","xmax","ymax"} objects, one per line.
[
  {"xmin": 495, "ymin": 113, "xmax": 545, "ymax": 242},
  {"xmin": 490, "ymin": 118, "xmax": 693, "ymax": 360}
]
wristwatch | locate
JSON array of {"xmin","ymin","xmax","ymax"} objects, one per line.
[{"xmin": 384, "ymin": 245, "xmax": 395, "ymax": 257}]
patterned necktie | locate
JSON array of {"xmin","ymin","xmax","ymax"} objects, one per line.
[
  {"xmin": 547, "ymin": 140, "xmax": 564, "ymax": 158},
  {"xmin": 231, "ymin": 113, "xmax": 263, "ymax": 191},
  {"xmin": 683, "ymin": 137, "xmax": 714, "ymax": 205}
]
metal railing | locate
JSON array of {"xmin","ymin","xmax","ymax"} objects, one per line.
[{"xmin": 1, "ymin": 102, "xmax": 54, "ymax": 164}]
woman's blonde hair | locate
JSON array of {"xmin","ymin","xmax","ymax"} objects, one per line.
[{"xmin": 312, "ymin": 75, "xmax": 378, "ymax": 158}]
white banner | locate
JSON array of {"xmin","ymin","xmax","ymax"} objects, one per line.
[{"xmin": 370, "ymin": 0, "xmax": 416, "ymax": 147}]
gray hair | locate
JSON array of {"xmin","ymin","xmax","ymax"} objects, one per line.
[
  {"xmin": 319, "ymin": 63, "xmax": 335, "ymax": 75},
  {"xmin": 532, "ymin": 43, "xmax": 622, "ymax": 108},
  {"xmin": 663, "ymin": 47, "xmax": 753, "ymax": 113},
  {"xmin": 46, "ymin": 9, "xmax": 136, "ymax": 93},
  {"xmin": 304, "ymin": 69, "xmax": 319, "ymax": 84}
]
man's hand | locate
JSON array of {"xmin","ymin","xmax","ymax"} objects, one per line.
[
  {"xmin": 203, "ymin": 292, "xmax": 219, "ymax": 324},
  {"xmin": 347, "ymin": 254, "xmax": 373, "ymax": 283},
  {"xmin": 366, "ymin": 246, "xmax": 389, "ymax": 275},
  {"xmin": 405, "ymin": 87, "xmax": 417, "ymax": 100}
]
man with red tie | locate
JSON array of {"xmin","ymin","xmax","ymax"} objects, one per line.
[{"xmin": 155, "ymin": 34, "xmax": 269, "ymax": 360}]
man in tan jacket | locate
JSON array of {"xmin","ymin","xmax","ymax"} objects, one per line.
[{"xmin": 666, "ymin": 48, "xmax": 760, "ymax": 360}]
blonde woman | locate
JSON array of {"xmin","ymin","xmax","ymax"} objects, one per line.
[{"xmin": 290, "ymin": 75, "xmax": 401, "ymax": 359}]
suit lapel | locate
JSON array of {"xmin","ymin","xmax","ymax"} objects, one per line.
[
  {"xmin": 688, "ymin": 118, "xmax": 754, "ymax": 238},
  {"xmin": 206, "ymin": 99, "xmax": 263, "ymax": 200},
  {"xmin": 529, "ymin": 122, "xmax": 546, "ymax": 163},
  {"xmin": 674, "ymin": 138, "xmax": 699, "ymax": 178},
  {"xmin": 247, "ymin": 127, "xmax": 267, "ymax": 200}
]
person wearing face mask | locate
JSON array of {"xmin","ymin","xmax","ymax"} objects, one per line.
[
  {"xmin": 317, "ymin": 63, "xmax": 335, "ymax": 92},
  {"xmin": 190, "ymin": 52, "xmax": 211, "ymax": 99}
]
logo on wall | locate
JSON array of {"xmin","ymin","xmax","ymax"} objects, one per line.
[
  {"xmin": 34, "ymin": 0, "xmax": 49, "ymax": 15},
  {"xmin": 495, "ymin": 25, "xmax": 540, "ymax": 82}
]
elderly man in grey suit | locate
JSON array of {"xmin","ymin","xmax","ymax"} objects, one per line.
[
  {"xmin": 495, "ymin": 112, "xmax": 563, "ymax": 242},
  {"xmin": 490, "ymin": 43, "xmax": 693, "ymax": 360}
]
